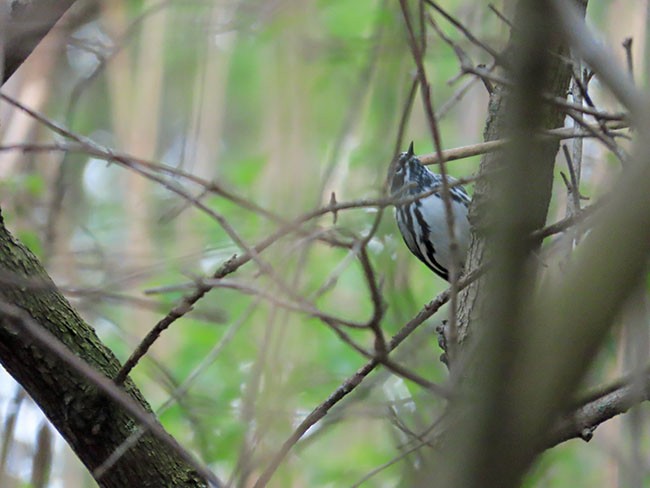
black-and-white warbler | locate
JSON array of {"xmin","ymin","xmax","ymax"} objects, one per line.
[{"xmin": 390, "ymin": 142, "xmax": 471, "ymax": 281}]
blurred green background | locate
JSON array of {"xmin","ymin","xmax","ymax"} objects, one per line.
[{"xmin": 0, "ymin": 0, "xmax": 646, "ymax": 486}]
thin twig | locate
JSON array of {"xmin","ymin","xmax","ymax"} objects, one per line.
[
  {"xmin": 423, "ymin": 0, "xmax": 503, "ymax": 63},
  {"xmin": 561, "ymin": 144, "xmax": 581, "ymax": 214},
  {"xmin": 400, "ymin": 0, "xmax": 462, "ymax": 361},
  {"xmin": 0, "ymin": 92, "xmax": 359, "ymax": 384},
  {"xmin": 462, "ymin": 64, "xmax": 630, "ymax": 121},
  {"xmin": 427, "ymin": 12, "xmax": 472, "ymax": 69},
  {"xmin": 252, "ymin": 268, "xmax": 482, "ymax": 488},
  {"xmin": 252, "ymin": 188, "xmax": 602, "ymax": 487},
  {"xmin": 146, "ymin": 278, "xmax": 370, "ymax": 330},
  {"xmin": 349, "ymin": 437, "xmax": 432, "ymax": 488},
  {"xmin": 392, "ymin": 77, "xmax": 419, "ymax": 161},
  {"xmin": 488, "ymin": 4, "xmax": 513, "ymax": 28},
  {"xmin": 530, "ymin": 200, "xmax": 603, "ymax": 243},
  {"xmin": 0, "ymin": 301, "xmax": 223, "ymax": 487},
  {"xmin": 95, "ymin": 299, "xmax": 258, "ymax": 479},
  {"xmin": 418, "ymin": 120, "xmax": 630, "ymax": 165},
  {"xmin": 622, "ymin": 37, "xmax": 634, "ymax": 79}
]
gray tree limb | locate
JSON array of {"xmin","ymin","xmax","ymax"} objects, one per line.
[
  {"xmin": 0, "ymin": 209, "xmax": 211, "ymax": 487},
  {"xmin": 3, "ymin": 0, "xmax": 91, "ymax": 82}
]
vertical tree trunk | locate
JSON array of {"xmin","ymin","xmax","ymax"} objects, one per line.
[{"xmin": 457, "ymin": 0, "xmax": 589, "ymax": 344}]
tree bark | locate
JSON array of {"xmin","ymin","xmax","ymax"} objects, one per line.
[
  {"xmin": 433, "ymin": 1, "xmax": 589, "ymax": 487},
  {"xmin": 457, "ymin": 0, "xmax": 588, "ymax": 345},
  {"xmin": 3, "ymin": 0, "xmax": 74, "ymax": 81},
  {"xmin": 0, "ymin": 2, "xmax": 215, "ymax": 485},
  {"xmin": 0, "ymin": 209, "xmax": 207, "ymax": 488}
]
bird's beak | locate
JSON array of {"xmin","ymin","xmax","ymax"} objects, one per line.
[{"xmin": 407, "ymin": 141, "xmax": 414, "ymax": 157}]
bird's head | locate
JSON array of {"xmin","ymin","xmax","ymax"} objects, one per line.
[{"xmin": 390, "ymin": 142, "xmax": 423, "ymax": 195}]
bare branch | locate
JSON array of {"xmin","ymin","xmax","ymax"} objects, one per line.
[{"xmin": 252, "ymin": 268, "xmax": 482, "ymax": 488}]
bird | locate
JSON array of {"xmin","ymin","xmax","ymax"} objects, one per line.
[{"xmin": 389, "ymin": 142, "xmax": 471, "ymax": 281}]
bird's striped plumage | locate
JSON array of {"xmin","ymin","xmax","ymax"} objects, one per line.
[{"xmin": 390, "ymin": 143, "xmax": 471, "ymax": 281}]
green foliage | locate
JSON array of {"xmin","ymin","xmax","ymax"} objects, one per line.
[
  {"xmin": 16, "ymin": 229, "xmax": 43, "ymax": 259},
  {"xmin": 318, "ymin": 0, "xmax": 380, "ymax": 39},
  {"xmin": 4, "ymin": 0, "xmax": 643, "ymax": 486}
]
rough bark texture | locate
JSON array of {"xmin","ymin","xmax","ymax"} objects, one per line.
[
  {"xmin": 3, "ymin": 0, "xmax": 100, "ymax": 82},
  {"xmin": 4, "ymin": 0, "xmax": 75, "ymax": 81},
  {"xmin": 436, "ymin": 2, "xmax": 591, "ymax": 487},
  {"xmin": 0, "ymin": 2, "xmax": 213, "ymax": 485},
  {"xmin": 0, "ymin": 209, "xmax": 207, "ymax": 488},
  {"xmin": 457, "ymin": 0, "xmax": 588, "ymax": 344}
]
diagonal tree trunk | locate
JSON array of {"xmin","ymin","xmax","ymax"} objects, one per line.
[
  {"xmin": 0, "ymin": 209, "xmax": 209, "ymax": 487},
  {"xmin": 0, "ymin": 4, "xmax": 213, "ymax": 485},
  {"xmin": 3, "ymin": 0, "xmax": 80, "ymax": 81}
]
